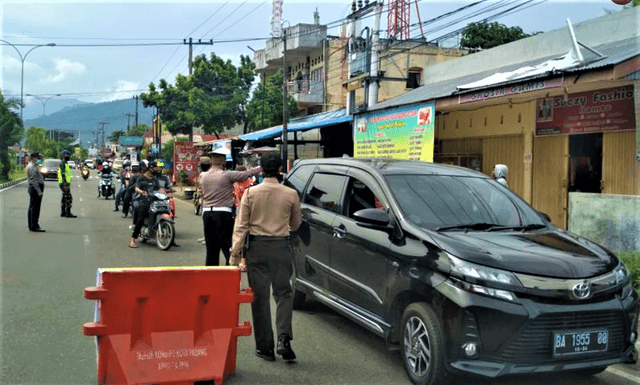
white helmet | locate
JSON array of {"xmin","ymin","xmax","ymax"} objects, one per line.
[{"xmin": 102, "ymin": 162, "xmax": 109, "ymax": 167}]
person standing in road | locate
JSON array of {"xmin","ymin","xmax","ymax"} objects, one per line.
[
  {"xmin": 229, "ymin": 153, "xmax": 302, "ymax": 362},
  {"xmin": 200, "ymin": 148, "xmax": 260, "ymax": 266},
  {"xmin": 122, "ymin": 161, "xmax": 141, "ymax": 218},
  {"xmin": 58, "ymin": 150, "xmax": 77, "ymax": 218},
  {"xmin": 196, "ymin": 156, "xmax": 211, "ymax": 244},
  {"xmin": 26, "ymin": 152, "xmax": 46, "ymax": 232},
  {"xmin": 233, "ymin": 165, "xmax": 255, "ymax": 271}
]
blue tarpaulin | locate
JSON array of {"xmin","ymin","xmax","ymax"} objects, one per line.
[{"xmin": 238, "ymin": 109, "xmax": 351, "ymax": 141}]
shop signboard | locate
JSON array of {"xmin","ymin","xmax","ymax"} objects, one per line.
[
  {"xmin": 536, "ymin": 85, "xmax": 636, "ymax": 135},
  {"xmin": 173, "ymin": 142, "xmax": 204, "ymax": 186},
  {"xmin": 459, "ymin": 78, "xmax": 563, "ymax": 104},
  {"xmin": 354, "ymin": 102, "xmax": 435, "ymax": 162}
]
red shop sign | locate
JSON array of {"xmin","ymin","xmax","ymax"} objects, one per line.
[{"xmin": 536, "ymin": 86, "xmax": 636, "ymax": 135}]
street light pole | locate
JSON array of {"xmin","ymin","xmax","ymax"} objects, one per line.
[
  {"xmin": 0, "ymin": 39, "xmax": 56, "ymax": 123},
  {"xmin": 26, "ymin": 93, "xmax": 62, "ymax": 118}
]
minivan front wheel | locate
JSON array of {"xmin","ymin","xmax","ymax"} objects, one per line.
[{"xmin": 400, "ymin": 303, "xmax": 446, "ymax": 385}]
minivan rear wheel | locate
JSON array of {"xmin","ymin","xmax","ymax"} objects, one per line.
[{"xmin": 400, "ymin": 303, "xmax": 446, "ymax": 385}]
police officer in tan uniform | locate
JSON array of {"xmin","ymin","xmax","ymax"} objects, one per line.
[{"xmin": 230, "ymin": 153, "xmax": 302, "ymax": 362}]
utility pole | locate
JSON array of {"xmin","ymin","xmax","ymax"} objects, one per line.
[
  {"xmin": 183, "ymin": 38, "xmax": 214, "ymax": 76},
  {"xmin": 132, "ymin": 95, "xmax": 139, "ymax": 130},
  {"xmin": 125, "ymin": 113, "xmax": 134, "ymax": 131},
  {"xmin": 98, "ymin": 122, "xmax": 109, "ymax": 153},
  {"xmin": 282, "ymin": 28, "xmax": 289, "ymax": 172},
  {"xmin": 368, "ymin": 1, "xmax": 382, "ymax": 107}
]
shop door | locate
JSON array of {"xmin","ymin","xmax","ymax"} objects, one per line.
[
  {"xmin": 569, "ymin": 133, "xmax": 603, "ymax": 194},
  {"xmin": 532, "ymin": 135, "xmax": 568, "ymax": 228},
  {"xmin": 603, "ymin": 131, "xmax": 638, "ymax": 195}
]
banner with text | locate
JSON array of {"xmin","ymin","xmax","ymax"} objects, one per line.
[
  {"xmin": 536, "ymin": 85, "xmax": 636, "ymax": 135},
  {"xmin": 173, "ymin": 142, "xmax": 204, "ymax": 186},
  {"xmin": 354, "ymin": 103, "xmax": 435, "ymax": 162}
]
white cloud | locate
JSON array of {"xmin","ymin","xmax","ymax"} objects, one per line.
[
  {"xmin": 43, "ymin": 58, "xmax": 86, "ymax": 83},
  {"xmin": 97, "ymin": 80, "xmax": 140, "ymax": 103}
]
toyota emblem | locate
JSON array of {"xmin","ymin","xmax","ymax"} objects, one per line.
[{"xmin": 572, "ymin": 282, "xmax": 591, "ymax": 300}]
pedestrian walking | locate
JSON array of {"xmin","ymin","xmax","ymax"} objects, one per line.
[
  {"xmin": 493, "ymin": 164, "xmax": 509, "ymax": 188},
  {"xmin": 26, "ymin": 152, "xmax": 46, "ymax": 232},
  {"xmin": 58, "ymin": 150, "xmax": 77, "ymax": 218},
  {"xmin": 229, "ymin": 153, "xmax": 302, "ymax": 362},
  {"xmin": 200, "ymin": 148, "xmax": 260, "ymax": 266}
]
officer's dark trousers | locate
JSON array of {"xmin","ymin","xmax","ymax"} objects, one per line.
[
  {"xmin": 59, "ymin": 184, "xmax": 72, "ymax": 215},
  {"xmin": 28, "ymin": 184, "xmax": 44, "ymax": 230},
  {"xmin": 202, "ymin": 210, "xmax": 233, "ymax": 266},
  {"xmin": 246, "ymin": 236, "xmax": 294, "ymax": 352}
]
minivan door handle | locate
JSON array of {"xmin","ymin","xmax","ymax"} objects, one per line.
[{"xmin": 332, "ymin": 224, "xmax": 347, "ymax": 239}]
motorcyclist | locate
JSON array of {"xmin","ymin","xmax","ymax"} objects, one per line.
[
  {"xmin": 121, "ymin": 161, "xmax": 141, "ymax": 218},
  {"xmin": 130, "ymin": 160, "xmax": 150, "ymax": 224},
  {"xmin": 98, "ymin": 161, "xmax": 114, "ymax": 197},
  {"xmin": 113, "ymin": 160, "xmax": 132, "ymax": 212},
  {"xmin": 150, "ymin": 160, "xmax": 180, "ymax": 246},
  {"xmin": 129, "ymin": 160, "xmax": 158, "ymax": 248}
]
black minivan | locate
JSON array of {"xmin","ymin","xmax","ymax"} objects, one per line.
[{"xmin": 283, "ymin": 158, "xmax": 638, "ymax": 385}]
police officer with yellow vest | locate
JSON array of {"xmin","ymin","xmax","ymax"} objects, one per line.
[{"xmin": 58, "ymin": 150, "xmax": 78, "ymax": 218}]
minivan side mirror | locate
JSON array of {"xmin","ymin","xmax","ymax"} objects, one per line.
[
  {"xmin": 353, "ymin": 208, "xmax": 394, "ymax": 233},
  {"xmin": 537, "ymin": 211, "xmax": 552, "ymax": 223}
]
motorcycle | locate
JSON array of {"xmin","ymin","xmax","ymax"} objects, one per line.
[
  {"xmin": 137, "ymin": 190, "xmax": 175, "ymax": 250},
  {"xmin": 81, "ymin": 166, "xmax": 90, "ymax": 180},
  {"xmin": 98, "ymin": 172, "xmax": 114, "ymax": 199}
]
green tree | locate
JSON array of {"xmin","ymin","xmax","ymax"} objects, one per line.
[
  {"xmin": 245, "ymin": 70, "xmax": 298, "ymax": 132},
  {"xmin": 162, "ymin": 137, "xmax": 190, "ymax": 162},
  {"xmin": 460, "ymin": 22, "xmax": 529, "ymax": 50},
  {"xmin": 126, "ymin": 124, "xmax": 150, "ymax": 137},
  {"xmin": 0, "ymin": 92, "xmax": 24, "ymax": 180},
  {"xmin": 141, "ymin": 53, "xmax": 257, "ymax": 138},
  {"xmin": 109, "ymin": 130, "xmax": 125, "ymax": 144}
]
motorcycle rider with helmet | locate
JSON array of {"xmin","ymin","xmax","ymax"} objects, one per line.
[
  {"xmin": 150, "ymin": 159, "xmax": 180, "ymax": 246},
  {"xmin": 129, "ymin": 159, "xmax": 158, "ymax": 248},
  {"xmin": 122, "ymin": 161, "xmax": 141, "ymax": 218},
  {"xmin": 114, "ymin": 160, "xmax": 132, "ymax": 211},
  {"xmin": 98, "ymin": 161, "xmax": 115, "ymax": 198}
]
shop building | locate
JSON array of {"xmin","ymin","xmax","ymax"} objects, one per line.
[{"xmin": 362, "ymin": 7, "xmax": 640, "ymax": 229}]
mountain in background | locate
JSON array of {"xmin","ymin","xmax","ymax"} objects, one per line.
[{"xmin": 23, "ymin": 98, "xmax": 156, "ymax": 147}]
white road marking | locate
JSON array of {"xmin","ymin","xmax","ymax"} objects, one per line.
[
  {"xmin": 84, "ymin": 235, "xmax": 90, "ymax": 247},
  {"xmin": 606, "ymin": 366, "xmax": 640, "ymax": 383},
  {"xmin": 80, "ymin": 197, "xmax": 83, "ymax": 202}
]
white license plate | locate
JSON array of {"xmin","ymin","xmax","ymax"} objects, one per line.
[{"xmin": 553, "ymin": 330, "xmax": 608, "ymax": 356}]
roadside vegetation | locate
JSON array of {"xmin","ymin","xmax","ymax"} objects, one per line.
[
  {"xmin": 0, "ymin": 163, "xmax": 26, "ymax": 184},
  {"xmin": 619, "ymin": 251, "xmax": 640, "ymax": 292}
]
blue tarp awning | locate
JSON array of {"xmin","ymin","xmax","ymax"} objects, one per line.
[{"xmin": 238, "ymin": 109, "xmax": 352, "ymax": 141}]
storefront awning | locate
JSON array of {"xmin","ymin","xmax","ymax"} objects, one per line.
[{"xmin": 238, "ymin": 109, "xmax": 352, "ymax": 141}]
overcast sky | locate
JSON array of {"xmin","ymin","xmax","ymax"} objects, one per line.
[{"xmin": 1, "ymin": 0, "xmax": 625, "ymax": 111}]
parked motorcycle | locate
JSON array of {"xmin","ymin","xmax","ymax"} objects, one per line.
[
  {"xmin": 81, "ymin": 166, "xmax": 90, "ymax": 181},
  {"xmin": 137, "ymin": 190, "xmax": 175, "ymax": 250},
  {"xmin": 98, "ymin": 172, "xmax": 114, "ymax": 199}
]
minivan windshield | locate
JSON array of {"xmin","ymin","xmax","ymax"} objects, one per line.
[
  {"xmin": 385, "ymin": 175, "xmax": 546, "ymax": 230},
  {"xmin": 42, "ymin": 159, "xmax": 61, "ymax": 168}
]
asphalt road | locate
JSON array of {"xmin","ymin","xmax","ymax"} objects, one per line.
[{"xmin": 1, "ymin": 170, "xmax": 639, "ymax": 385}]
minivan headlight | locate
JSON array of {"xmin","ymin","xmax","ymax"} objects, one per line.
[
  {"xmin": 615, "ymin": 263, "xmax": 630, "ymax": 285},
  {"xmin": 448, "ymin": 255, "xmax": 523, "ymax": 288}
]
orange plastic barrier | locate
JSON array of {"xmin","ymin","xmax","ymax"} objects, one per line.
[{"xmin": 84, "ymin": 267, "xmax": 253, "ymax": 385}]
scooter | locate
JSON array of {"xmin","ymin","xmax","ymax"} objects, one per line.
[
  {"xmin": 137, "ymin": 190, "xmax": 175, "ymax": 250},
  {"xmin": 98, "ymin": 172, "xmax": 114, "ymax": 199},
  {"xmin": 81, "ymin": 166, "xmax": 90, "ymax": 180}
]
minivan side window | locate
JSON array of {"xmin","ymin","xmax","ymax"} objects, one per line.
[
  {"xmin": 303, "ymin": 173, "xmax": 347, "ymax": 214},
  {"xmin": 284, "ymin": 165, "xmax": 314, "ymax": 197},
  {"xmin": 345, "ymin": 178, "xmax": 387, "ymax": 218}
]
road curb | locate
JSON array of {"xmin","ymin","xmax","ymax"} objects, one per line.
[{"xmin": 0, "ymin": 177, "xmax": 26, "ymax": 190}]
